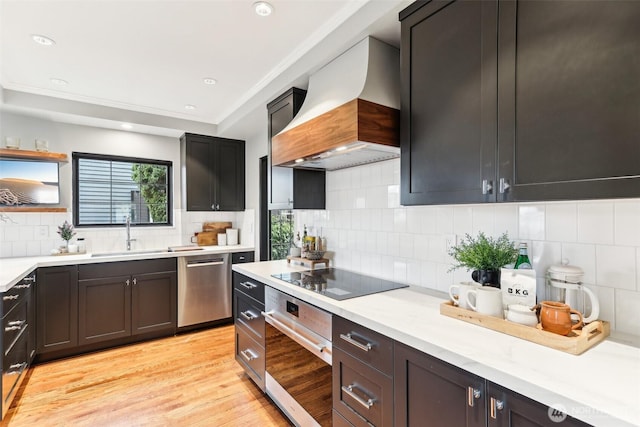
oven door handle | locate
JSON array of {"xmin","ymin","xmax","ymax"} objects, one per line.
[{"xmin": 261, "ymin": 311, "xmax": 327, "ymax": 354}]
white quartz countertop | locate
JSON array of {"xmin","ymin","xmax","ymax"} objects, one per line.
[
  {"xmin": 233, "ymin": 260, "xmax": 640, "ymax": 427},
  {"xmin": 0, "ymin": 245, "xmax": 254, "ymax": 292}
]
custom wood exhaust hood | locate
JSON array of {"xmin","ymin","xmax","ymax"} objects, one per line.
[{"xmin": 271, "ymin": 37, "xmax": 400, "ymax": 171}]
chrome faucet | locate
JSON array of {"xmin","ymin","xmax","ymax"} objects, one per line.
[{"xmin": 125, "ymin": 215, "xmax": 136, "ymax": 250}]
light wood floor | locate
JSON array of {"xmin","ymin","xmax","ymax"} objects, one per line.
[{"xmin": 2, "ymin": 325, "xmax": 291, "ymax": 426}]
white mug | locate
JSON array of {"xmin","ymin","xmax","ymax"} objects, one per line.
[
  {"xmin": 466, "ymin": 287, "xmax": 504, "ymax": 318},
  {"xmin": 217, "ymin": 233, "xmax": 227, "ymax": 246},
  {"xmin": 449, "ymin": 282, "xmax": 480, "ymax": 310}
]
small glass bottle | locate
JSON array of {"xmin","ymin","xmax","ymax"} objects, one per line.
[
  {"xmin": 77, "ymin": 237, "xmax": 86, "ymax": 253},
  {"xmin": 514, "ymin": 243, "xmax": 532, "ymax": 269}
]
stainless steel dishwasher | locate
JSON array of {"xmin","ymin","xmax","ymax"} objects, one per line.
[{"xmin": 178, "ymin": 253, "xmax": 231, "ymax": 328}]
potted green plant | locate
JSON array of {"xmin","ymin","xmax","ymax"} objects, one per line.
[
  {"xmin": 448, "ymin": 232, "xmax": 518, "ymax": 287},
  {"xmin": 57, "ymin": 220, "xmax": 76, "ymax": 252}
]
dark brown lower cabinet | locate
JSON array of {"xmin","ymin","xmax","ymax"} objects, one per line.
[
  {"xmin": 487, "ymin": 382, "xmax": 590, "ymax": 427},
  {"xmin": 394, "ymin": 341, "xmax": 486, "ymax": 427},
  {"xmin": 395, "ymin": 341, "xmax": 592, "ymax": 427},
  {"xmin": 36, "ymin": 265, "xmax": 79, "ymax": 354},
  {"xmin": 132, "ymin": 270, "xmax": 177, "ymax": 335},
  {"xmin": 233, "ymin": 272, "xmax": 266, "ymax": 391},
  {"xmin": 37, "ymin": 259, "xmax": 176, "ymax": 361},
  {"xmin": 79, "ymin": 275, "xmax": 131, "ymax": 345}
]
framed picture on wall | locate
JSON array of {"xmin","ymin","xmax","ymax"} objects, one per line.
[{"xmin": 0, "ymin": 159, "xmax": 60, "ymax": 205}]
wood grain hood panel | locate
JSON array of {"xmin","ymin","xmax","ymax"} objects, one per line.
[{"xmin": 271, "ymin": 98, "xmax": 400, "ymax": 167}]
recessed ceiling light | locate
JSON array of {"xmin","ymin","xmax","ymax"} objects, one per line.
[
  {"xmin": 253, "ymin": 1, "xmax": 273, "ymax": 16},
  {"xmin": 184, "ymin": 104, "xmax": 196, "ymax": 110},
  {"xmin": 294, "ymin": 158, "xmax": 305, "ymax": 164},
  {"xmin": 32, "ymin": 34, "xmax": 56, "ymax": 46},
  {"xmin": 335, "ymin": 146, "xmax": 348, "ymax": 152},
  {"xmin": 50, "ymin": 78, "xmax": 68, "ymax": 85},
  {"xmin": 121, "ymin": 123, "xmax": 133, "ymax": 130},
  {"xmin": 203, "ymin": 78, "xmax": 217, "ymax": 85}
]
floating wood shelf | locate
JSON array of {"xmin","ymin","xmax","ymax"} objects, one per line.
[
  {"xmin": 0, "ymin": 148, "xmax": 68, "ymax": 162},
  {"xmin": 0, "ymin": 207, "xmax": 67, "ymax": 213}
]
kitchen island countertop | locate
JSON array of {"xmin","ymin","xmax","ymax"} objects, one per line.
[
  {"xmin": 0, "ymin": 244, "xmax": 254, "ymax": 292},
  {"xmin": 233, "ymin": 260, "xmax": 640, "ymax": 427}
]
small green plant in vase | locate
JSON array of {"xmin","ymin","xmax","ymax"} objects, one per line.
[
  {"xmin": 57, "ymin": 220, "xmax": 76, "ymax": 252},
  {"xmin": 448, "ymin": 232, "xmax": 518, "ymax": 287}
]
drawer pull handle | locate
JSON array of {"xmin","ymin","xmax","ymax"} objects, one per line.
[
  {"xmin": 490, "ymin": 397, "xmax": 504, "ymax": 419},
  {"xmin": 15, "ymin": 283, "xmax": 32, "ymax": 289},
  {"xmin": 240, "ymin": 349, "xmax": 258, "ymax": 362},
  {"xmin": 340, "ymin": 333, "xmax": 372, "ymax": 352},
  {"xmin": 240, "ymin": 310, "xmax": 257, "ymax": 321},
  {"xmin": 468, "ymin": 386, "xmax": 481, "ymax": 407},
  {"xmin": 5, "ymin": 325, "xmax": 22, "ymax": 331},
  {"xmin": 7, "ymin": 320, "xmax": 26, "ymax": 327},
  {"xmin": 240, "ymin": 281, "xmax": 257, "ymax": 290},
  {"xmin": 7, "ymin": 362, "xmax": 27, "ymax": 375},
  {"xmin": 342, "ymin": 384, "xmax": 375, "ymax": 409},
  {"xmin": 3, "ymin": 294, "xmax": 19, "ymax": 301},
  {"xmin": 23, "ymin": 276, "xmax": 36, "ymax": 283}
]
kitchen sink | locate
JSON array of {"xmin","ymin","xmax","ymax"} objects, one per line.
[
  {"xmin": 90, "ymin": 246, "xmax": 204, "ymax": 257},
  {"xmin": 91, "ymin": 249, "xmax": 170, "ymax": 257}
]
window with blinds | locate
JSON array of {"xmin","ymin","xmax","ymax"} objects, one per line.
[{"xmin": 73, "ymin": 152, "xmax": 172, "ymax": 227}]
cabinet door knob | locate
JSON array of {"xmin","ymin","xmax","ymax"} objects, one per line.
[
  {"xmin": 132, "ymin": 278, "xmax": 137, "ymax": 285},
  {"xmin": 211, "ymin": 204, "xmax": 216, "ymax": 210},
  {"xmin": 482, "ymin": 179, "xmax": 493, "ymax": 195},
  {"xmin": 126, "ymin": 279, "xmax": 130, "ymax": 287}
]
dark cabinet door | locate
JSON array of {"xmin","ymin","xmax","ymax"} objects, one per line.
[
  {"xmin": 183, "ymin": 134, "xmax": 214, "ymax": 211},
  {"xmin": 181, "ymin": 133, "xmax": 245, "ymax": 211},
  {"xmin": 394, "ymin": 342, "xmax": 486, "ymax": 427},
  {"xmin": 131, "ymin": 271, "xmax": 177, "ymax": 335},
  {"xmin": 36, "ymin": 266, "xmax": 79, "ymax": 354},
  {"xmin": 267, "ymin": 88, "xmax": 326, "ymax": 210},
  {"xmin": 78, "ymin": 275, "xmax": 131, "ymax": 345},
  {"xmin": 400, "ymin": 0, "xmax": 498, "ymax": 206},
  {"xmin": 214, "ymin": 138, "xmax": 245, "ymax": 211},
  {"xmin": 497, "ymin": 0, "xmax": 640, "ymax": 202},
  {"xmin": 487, "ymin": 382, "xmax": 590, "ymax": 427}
]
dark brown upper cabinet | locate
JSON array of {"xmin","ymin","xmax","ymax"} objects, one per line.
[
  {"xmin": 181, "ymin": 133, "xmax": 245, "ymax": 211},
  {"xmin": 268, "ymin": 88, "xmax": 325, "ymax": 210},
  {"xmin": 400, "ymin": 0, "xmax": 640, "ymax": 206}
]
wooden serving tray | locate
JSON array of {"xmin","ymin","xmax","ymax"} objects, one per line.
[
  {"xmin": 440, "ymin": 301, "xmax": 609, "ymax": 355},
  {"xmin": 286, "ymin": 256, "xmax": 330, "ymax": 269}
]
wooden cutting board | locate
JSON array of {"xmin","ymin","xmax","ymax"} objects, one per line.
[
  {"xmin": 194, "ymin": 222, "xmax": 232, "ymax": 246},
  {"xmin": 195, "ymin": 231, "xmax": 218, "ymax": 246},
  {"xmin": 203, "ymin": 221, "xmax": 232, "ymax": 235}
]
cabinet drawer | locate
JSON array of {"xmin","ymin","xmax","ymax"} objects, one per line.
[
  {"xmin": 333, "ymin": 347, "xmax": 393, "ymax": 427},
  {"xmin": 333, "ymin": 316, "xmax": 393, "ymax": 376},
  {"xmin": 232, "ymin": 251, "xmax": 254, "ymax": 264},
  {"xmin": 3, "ymin": 273, "xmax": 34, "ymax": 316},
  {"xmin": 234, "ymin": 291, "xmax": 265, "ymax": 343},
  {"xmin": 235, "ymin": 324, "xmax": 265, "ymax": 390},
  {"xmin": 333, "ymin": 409, "xmax": 355, "ymax": 427},
  {"xmin": 2, "ymin": 328, "xmax": 28, "ymax": 416},
  {"xmin": 3, "ymin": 299, "xmax": 28, "ymax": 355},
  {"xmin": 233, "ymin": 272, "xmax": 265, "ymax": 304}
]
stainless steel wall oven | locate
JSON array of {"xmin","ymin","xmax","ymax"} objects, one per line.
[{"xmin": 262, "ymin": 287, "xmax": 332, "ymax": 426}]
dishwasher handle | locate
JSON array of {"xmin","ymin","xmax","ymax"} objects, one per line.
[{"xmin": 186, "ymin": 259, "xmax": 226, "ymax": 268}]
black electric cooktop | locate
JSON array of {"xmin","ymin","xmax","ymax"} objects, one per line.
[{"xmin": 271, "ymin": 268, "xmax": 408, "ymax": 301}]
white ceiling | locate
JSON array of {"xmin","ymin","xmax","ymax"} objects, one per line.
[{"xmin": 0, "ymin": 0, "xmax": 408, "ymax": 139}]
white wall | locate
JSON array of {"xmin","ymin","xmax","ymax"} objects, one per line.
[
  {"xmin": 295, "ymin": 159, "xmax": 640, "ymax": 337},
  {"xmin": 0, "ymin": 112, "xmax": 249, "ymax": 255}
]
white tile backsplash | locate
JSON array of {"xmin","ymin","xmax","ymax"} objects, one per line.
[
  {"xmin": 296, "ymin": 158, "xmax": 640, "ymax": 336},
  {"xmin": 0, "ymin": 209, "xmax": 245, "ymax": 257}
]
